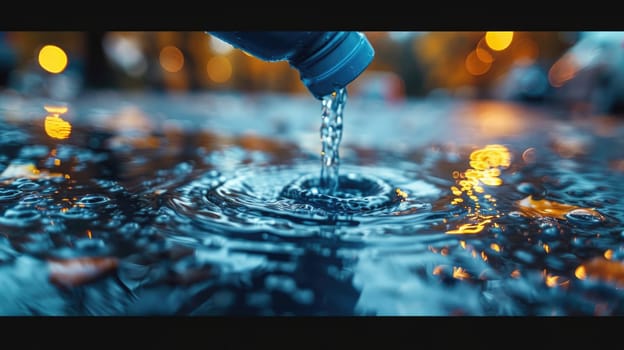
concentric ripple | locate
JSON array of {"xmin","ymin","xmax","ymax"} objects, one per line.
[
  {"xmin": 210, "ymin": 164, "xmax": 402, "ymax": 217},
  {"xmin": 165, "ymin": 163, "xmax": 437, "ymax": 236},
  {"xmin": 279, "ymin": 170, "xmax": 398, "ymax": 214}
]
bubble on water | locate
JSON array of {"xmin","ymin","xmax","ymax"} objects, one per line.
[
  {"xmin": 507, "ymin": 211, "xmax": 525, "ymax": 218},
  {"xmin": 0, "ymin": 188, "xmax": 20, "ymax": 201},
  {"xmin": 537, "ymin": 217, "xmax": 561, "ymax": 236},
  {"xmin": 57, "ymin": 206, "xmax": 98, "ymax": 220},
  {"xmin": 19, "ymin": 194, "xmax": 46, "ymax": 206},
  {"xmin": 16, "ymin": 181, "xmax": 40, "ymax": 191},
  {"xmin": 0, "ymin": 207, "xmax": 42, "ymax": 227},
  {"xmin": 76, "ymin": 194, "xmax": 111, "ymax": 207},
  {"xmin": 565, "ymin": 208, "xmax": 605, "ymax": 225}
]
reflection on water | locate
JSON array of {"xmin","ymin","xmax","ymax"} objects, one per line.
[{"xmin": 0, "ymin": 92, "xmax": 623, "ymax": 315}]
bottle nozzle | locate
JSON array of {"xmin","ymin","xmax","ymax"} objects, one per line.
[
  {"xmin": 295, "ymin": 32, "xmax": 375, "ymax": 99},
  {"xmin": 208, "ymin": 31, "xmax": 375, "ymax": 100}
]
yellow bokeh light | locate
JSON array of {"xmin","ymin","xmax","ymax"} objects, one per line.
[
  {"xmin": 485, "ymin": 32, "xmax": 514, "ymax": 51},
  {"xmin": 160, "ymin": 46, "xmax": 185, "ymax": 73},
  {"xmin": 206, "ymin": 56, "xmax": 232, "ymax": 83},
  {"xmin": 465, "ymin": 50, "xmax": 491, "ymax": 76},
  {"xmin": 475, "ymin": 47, "xmax": 494, "ymax": 63},
  {"xmin": 38, "ymin": 45, "xmax": 68, "ymax": 74}
]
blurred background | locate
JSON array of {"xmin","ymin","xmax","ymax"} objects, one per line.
[{"xmin": 1, "ymin": 31, "xmax": 624, "ymax": 115}]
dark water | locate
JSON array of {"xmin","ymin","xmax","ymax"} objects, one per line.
[{"xmin": 0, "ymin": 91, "xmax": 623, "ymax": 316}]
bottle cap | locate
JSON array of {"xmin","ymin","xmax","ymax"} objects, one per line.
[{"xmin": 296, "ymin": 32, "xmax": 375, "ymax": 99}]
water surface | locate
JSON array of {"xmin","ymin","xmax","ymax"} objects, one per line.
[{"xmin": 0, "ymin": 91, "xmax": 623, "ymax": 315}]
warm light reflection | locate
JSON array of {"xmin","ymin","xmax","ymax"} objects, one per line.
[
  {"xmin": 38, "ymin": 44, "xmax": 68, "ymax": 74},
  {"xmin": 206, "ymin": 56, "xmax": 232, "ymax": 83},
  {"xmin": 516, "ymin": 195, "xmax": 604, "ymax": 221},
  {"xmin": 453, "ymin": 266, "xmax": 470, "ymax": 280},
  {"xmin": 48, "ymin": 256, "xmax": 118, "ymax": 288},
  {"xmin": 43, "ymin": 105, "xmax": 71, "ymax": 140},
  {"xmin": 395, "ymin": 188, "xmax": 408, "ymax": 201},
  {"xmin": 45, "ymin": 115, "xmax": 72, "ymax": 139},
  {"xmin": 0, "ymin": 163, "xmax": 63, "ymax": 180},
  {"xmin": 447, "ymin": 218, "xmax": 492, "ymax": 234},
  {"xmin": 447, "ymin": 144, "xmax": 511, "ymax": 234},
  {"xmin": 485, "ymin": 32, "xmax": 514, "ymax": 51},
  {"xmin": 576, "ymin": 257, "xmax": 624, "ymax": 286},
  {"xmin": 604, "ymin": 249, "xmax": 613, "ymax": 260},
  {"xmin": 545, "ymin": 274, "xmax": 560, "ymax": 287},
  {"xmin": 574, "ymin": 265, "xmax": 587, "ymax": 280},
  {"xmin": 159, "ymin": 45, "xmax": 185, "ymax": 73}
]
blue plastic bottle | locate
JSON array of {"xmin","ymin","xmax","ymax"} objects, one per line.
[{"xmin": 208, "ymin": 31, "xmax": 375, "ymax": 99}]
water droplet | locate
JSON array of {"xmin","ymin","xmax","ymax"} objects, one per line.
[{"xmin": 565, "ymin": 208, "xmax": 605, "ymax": 225}]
